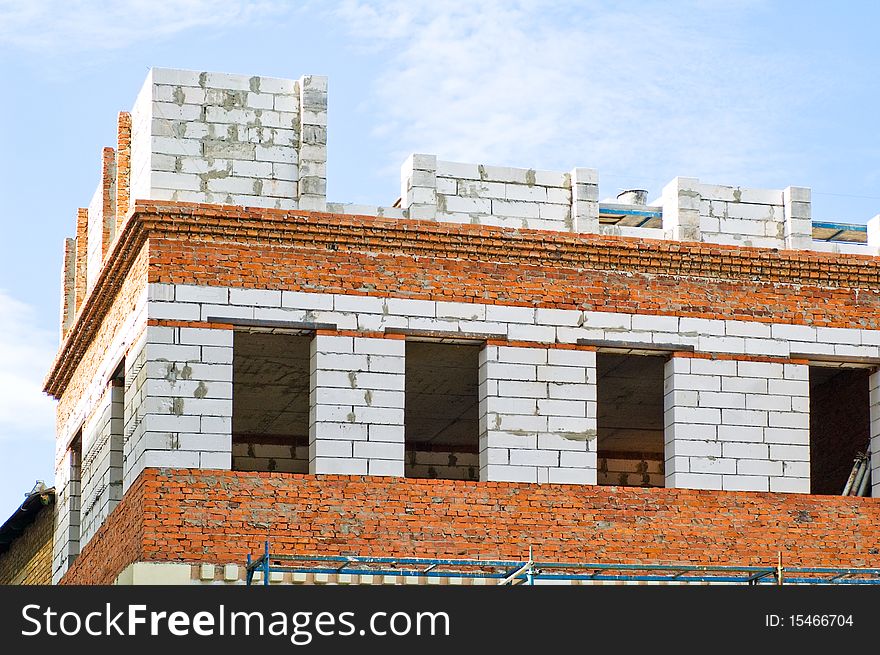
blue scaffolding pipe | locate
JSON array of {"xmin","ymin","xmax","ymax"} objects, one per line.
[
  {"xmin": 595, "ymin": 209, "xmax": 869, "ymax": 244},
  {"xmin": 598, "ymin": 206, "xmax": 663, "ymax": 219},
  {"xmin": 812, "ymin": 221, "xmax": 867, "ymax": 234},
  {"xmin": 245, "ymin": 543, "xmax": 880, "ymax": 586}
]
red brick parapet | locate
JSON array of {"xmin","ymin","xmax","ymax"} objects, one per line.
[{"xmin": 61, "ymin": 468, "xmax": 880, "ymax": 585}]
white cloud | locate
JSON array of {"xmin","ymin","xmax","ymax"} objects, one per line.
[
  {"xmin": 0, "ymin": 0, "xmax": 290, "ymax": 52},
  {"xmin": 334, "ymin": 0, "xmax": 814, "ymax": 195},
  {"xmin": 0, "ymin": 290, "xmax": 56, "ymax": 441}
]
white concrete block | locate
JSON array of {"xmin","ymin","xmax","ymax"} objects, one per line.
[
  {"xmin": 492, "ymin": 346, "xmax": 547, "ymax": 365},
  {"xmin": 667, "ymin": 472, "xmax": 722, "ymax": 490},
  {"xmin": 482, "ymin": 464, "xmax": 537, "ymax": 483},
  {"xmin": 436, "ymin": 302, "xmax": 486, "ymax": 321},
  {"xmin": 496, "ymin": 381, "xmax": 548, "ymax": 398},
  {"xmin": 763, "ymin": 427, "xmax": 809, "ymax": 445},
  {"xmin": 769, "ymin": 477, "xmax": 809, "ymax": 493},
  {"xmin": 507, "ymin": 324, "xmax": 555, "ymax": 342},
  {"xmin": 535, "ymin": 308, "xmax": 582, "ymax": 327},
  {"xmin": 722, "ymin": 442, "xmax": 769, "ymax": 459},
  {"xmin": 697, "ymin": 391, "xmax": 745, "ymax": 409},
  {"xmin": 229, "ymin": 288, "xmax": 281, "ymax": 307},
  {"xmin": 353, "ymin": 339, "xmax": 404, "ymax": 356},
  {"xmin": 311, "ymin": 458, "xmax": 367, "ymax": 475},
  {"xmin": 768, "ymin": 411, "xmax": 809, "ymax": 429},
  {"xmin": 632, "ymin": 315, "xmax": 678, "ymax": 332},
  {"xmin": 485, "ymin": 305, "xmax": 535, "ymax": 324},
  {"xmin": 385, "ymin": 298, "xmax": 435, "ymax": 317},
  {"xmin": 781, "ymin": 461, "xmax": 810, "ymax": 478},
  {"xmin": 548, "ymin": 382, "xmax": 594, "ymax": 401},
  {"xmin": 721, "ymin": 409, "xmax": 767, "ymax": 427},
  {"xmin": 200, "ymin": 452, "xmax": 231, "ymax": 469},
  {"xmin": 581, "ymin": 312, "xmax": 631, "ymax": 330},
  {"xmin": 716, "ymin": 425, "xmax": 764, "ymax": 443},
  {"xmin": 736, "ymin": 459, "xmax": 782, "ymax": 476},
  {"xmin": 178, "ymin": 328, "xmax": 233, "ymax": 347},
  {"xmin": 722, "ymin": 475, "xmax": 769, "ymax": 492},
  {"xmin": 667, "ymin": 440, "xmax": 722, "ymax": 457},
  {"xmin": 767, "ymin": 379, "xmax": 809, "ymax": 397},
  {"xmin": 725, "ymin": 321, "xmax": 771, "ymax": 338},
  {"xmin": 547, "ymin": 468, "xmax": 594, "ymax": 484},
  {"xmin": 816, "ymin": 327, "xmax": 861, "ymax": 345},
  {"xmin": 150, "ymin": 301, "xmax": 200, "ymax": 321},
  {"xmin": 689, "ymin": 457, "xmax": 736, "ymax": 474},
  {"xmin": 537, "ymin": 398, "xmax": 586, "ymax": 417},
  {"xmin": 668, "ymin": 406, "xmax": 722, "ymax": 424},
  {"xmin": 315, "ymin": 335, "xmax": 354, "ymax": 354},
  {"xmin": 536, "ymin": 365, "xmax": 586, "ymax": 383},
  {"xmin": 746, "ymin": 394, "xmax": 791, "ymax": 411},
  {"xmin": 767, "ymin": 444, "xmax": 808, "ymax": 461}
]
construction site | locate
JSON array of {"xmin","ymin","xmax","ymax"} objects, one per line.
[{"xmin": 30, "ymin": 67, "xmax": 880, "ymax": 586}]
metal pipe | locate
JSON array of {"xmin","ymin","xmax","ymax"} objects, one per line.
[
  {"xmin": 263, "ymin": 540, "xmax": 270, "ymax": 586},
  {"xmin": 850, "ymin": 461, "xmax": 867, "ymax": 497},
  {"xmin": 843, "ymin": 458, "xmax": 860, "ymax": 495},
  {"xmin": 498, "ymin": 562, "xmax": 531, "ymax": 585},
  {"xmin": 857, "ymin": 460, "xmax": 871, "ymax": 496}
]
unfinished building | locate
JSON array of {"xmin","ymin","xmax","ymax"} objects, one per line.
[{"xmin": 45, "ymin": 68, "xmax": 880, "ymax": 585}]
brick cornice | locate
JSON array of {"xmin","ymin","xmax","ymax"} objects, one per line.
[
  {"xmin": 43, "ymin": 200, "xmax": 880, "ymax": 399},
  {"xmin": 44, "ymin": 211, "xmax": 148, "ymax": 398},
  {"xmin": 135, "ymin": 200, "xmax": 880, "ymax": 286}
]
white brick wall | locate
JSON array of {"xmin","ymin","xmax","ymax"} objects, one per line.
[
  {"xmin": 79, "ymin": 383, "xmax": 124, "ymax": 549},
  {"xmin": 309, "ymin": 335, "xmax": 405, "ymax": 475},
  {"xmin": 52, "ymin": 447, "xmax": 80, "ymax": 584},
  {"xmin": 664, "ymin": 357, "xmax": 809, "ymax": 492},
  {"xmin": 128, "ymin": 68, "xmax": 326, "ymax": 211},
  {"xmin": 479, "ymin": 346, "xmax": 596, "ymax": 484}
]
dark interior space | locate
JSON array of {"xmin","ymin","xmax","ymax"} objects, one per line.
[
  {"xmin": 232, "ymin": 331, "xmax": 311, "ymax": 473},
  {"xmin": 404, "ymin": 341, "xmax": 480, "ymax": 480},
  {"xmin": 810, "ymin": 366, "xmax": 870, "ymax": 496},
  {"xmin": 597, "ymin": 352, "xmax": 666, "ymax": 487}
]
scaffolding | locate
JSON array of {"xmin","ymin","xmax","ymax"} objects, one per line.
[{"xmin": 245, "ymin": 542, "xmax": 880, "ymax": 586}]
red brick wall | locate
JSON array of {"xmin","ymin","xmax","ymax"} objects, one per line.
[
  {"xmin": 101, "ymin": 147, "xmax": 116, "ymax": 259},
  {"xmin": 74, "ymin": 207, "xmax": 89, "ymax": 313},
  {"xmin": 115, "ymin": 112, "xmax": 131, "ymax": 231},
  {"xmin": 61, "ymin": 468, "xmax": 880, "ymax": 584},
  {"xmin": 62, "ymin": 473, "xmax": 146, "ymax": 585}
]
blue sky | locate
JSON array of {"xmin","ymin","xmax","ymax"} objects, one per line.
[{"xmin": 0, "ymin": 0, "xmax": 878, "ymax": 520}]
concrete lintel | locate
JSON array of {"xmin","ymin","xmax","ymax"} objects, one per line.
[
  {"xmin": 205, "ymin": 317, "xmax": 337, "ymax": 333},
  {"xmin": 577, "ymin": 339, "xmax": 693, "ymax": 354},
  {"xmin": 384, "ymin": 327, "xmax": 505, "ymax": 342}
]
